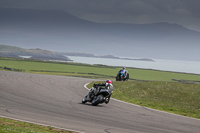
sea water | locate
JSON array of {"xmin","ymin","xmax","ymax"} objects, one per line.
[{"xmin": 67, "ymin": 56, "xmax": 200, "ymax": 74}]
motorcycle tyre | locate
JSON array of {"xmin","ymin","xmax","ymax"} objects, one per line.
[
  {"xmin": 82, "ymin": 96, "xmax": 87, "ymax": 104},
  {"xmin": 92, "ymin": 94, "xmax": 103, "ymax": 106},
  {"xmin": 116, "ymin": 75, "xmax": 122, "ymax": 81}
]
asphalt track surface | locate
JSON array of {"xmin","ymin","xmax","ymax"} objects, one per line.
[{"xmin": 0, "ymin": 71, "xmax": 200, "ymax": 133}]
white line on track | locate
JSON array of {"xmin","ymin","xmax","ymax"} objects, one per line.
[{"xmin": 1, "ymin": 81, "xmax": 199, "ymax": 133}]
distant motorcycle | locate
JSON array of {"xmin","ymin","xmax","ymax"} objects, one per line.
[
  {"xmin": 116, "ymin": 71, "xmax": 129, "ymax": 81},
  {"xmin": 82, "ymin": 86, "xmax": 113, "ymax": 106}
]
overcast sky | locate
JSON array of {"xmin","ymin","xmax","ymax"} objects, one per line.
[{"xmin": 1, "ymin": 0, "xmax": 200, "ymax": 32}]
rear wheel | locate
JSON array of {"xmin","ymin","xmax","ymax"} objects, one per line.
[{"xmin": 92, "ymin": 94, "xmax": 103, "ymax": 106}]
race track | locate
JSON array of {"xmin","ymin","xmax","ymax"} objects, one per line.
[{"xmin": 0, "ymin": 70, "xmax": 200, "ymax": 133}]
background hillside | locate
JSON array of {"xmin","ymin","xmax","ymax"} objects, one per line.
[
  {"xmin": 0, "ymin": 45, "xmax": 154, "ymax": 62},
  {"xmin": 0, "ymin": 8, "xmax": 200, "ymax": 61},
  {"xmin": 0, "ymin": 45, "xmax": 71, "ymax": 61}
]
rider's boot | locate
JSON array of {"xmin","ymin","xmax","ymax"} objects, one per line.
[
  {"xmin": 105, "ymin": 96, "xmax": 110, "ymax": 104},
  {"xmin": 105, "ymin": 98, "xmax": 109, "ymax": 104}
]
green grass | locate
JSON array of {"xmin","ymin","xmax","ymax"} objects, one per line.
[
  {"xmin": 0, "ymin": 117, "xmax": 76, "ymax": 133},
  {"xmin": 1, "ymin": 57, "xmax": 200, "ymax": 82},
  {"xmin": 88, "ymin": 80, "xmax": 200, "ymax": 119}
]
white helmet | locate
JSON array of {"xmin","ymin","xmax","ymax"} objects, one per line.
[{"xmin": 105, "ymin": 80, "xmax": 112, "ymax": 89}]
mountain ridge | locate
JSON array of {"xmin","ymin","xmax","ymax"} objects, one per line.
[{"xmin": 0, "ymin": 8, "xmax": 200, "ymax": 61}]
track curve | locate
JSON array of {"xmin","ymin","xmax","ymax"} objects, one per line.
[{"xmin": 0, "ymin": 71, "xmax": 200, "ymax": 133}]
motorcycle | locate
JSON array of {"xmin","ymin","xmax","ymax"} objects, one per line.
[
  {"xmin": 82, "ymin": 86, "xmax": 113, "ymax": 106},
  {"xmin": 116, "ymin": 71, "xmax": 129, "ymax": 81}
]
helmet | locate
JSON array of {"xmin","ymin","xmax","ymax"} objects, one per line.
[
  {"xmin": 105, "ymin": 80, "xmax": 112, "ymax": 89},
  {"xmin": 123, "ymin": 67, "xmax": 126, "ymax": 69},
  {"xmin": 106, "ymin": 80, "xmax": 112, "ymax": 84}
]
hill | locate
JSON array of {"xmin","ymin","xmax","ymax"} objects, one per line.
[
  {"xmin": 0, "ymin": 45, "xmax": 154, "ymax": 62},
  {"xmin": 0, "ymin": 8, "xmax": 200, "ymax": 61},
  {"xmin": 0, "ymin": 45, "xmax": 71, "ymax": 61}
]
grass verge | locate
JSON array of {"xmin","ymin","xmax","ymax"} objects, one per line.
[
  {"xmin": 88, "ymin": 80, "xmax": 200, "ymax": 119},
  {"xmin": 0, "ymin": 117, "xmax": 76, "ymax": 133},
  {"xmin": 1, "ymin": 57, "xmax": 200, "ymax": 82}
]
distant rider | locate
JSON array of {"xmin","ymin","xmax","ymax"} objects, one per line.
[
  {"xmin": 87, "ymin": 80, "xmax": 113, "ymax": 104},
  {"xmin": 119, "ymin": 67, "xmax": 128, "ymax": 78}
]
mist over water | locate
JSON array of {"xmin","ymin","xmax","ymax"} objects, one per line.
[{"xmin": 68, "ymin": 56, "xmax": 200, "ymax": 74}]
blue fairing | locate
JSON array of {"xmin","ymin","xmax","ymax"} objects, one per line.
[{"xmin": 118, "ymin": 71, "xmax": 124, "ymax": 76}]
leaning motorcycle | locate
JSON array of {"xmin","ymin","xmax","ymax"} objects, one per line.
[
  {"xmin": 116, "ymin": 71, "xmax": 129, "ymax": 81},
  {"xmin": 82, "ymin": 87, "xmax": 113, "ymax": 106}
]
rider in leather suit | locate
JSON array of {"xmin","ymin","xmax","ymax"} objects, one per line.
[
  {"xmin": 120, "ymin": 67, "xmax": 128, "ymax": 78},
  {"xmin": 87, "ymin": 80, "xmax": 113, "ymax": 104}
]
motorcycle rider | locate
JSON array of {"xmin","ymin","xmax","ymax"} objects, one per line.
[
  {"xmin": 86, "ymin": 79, "xmax": 113, "ymax": 104},
  {"xmin": 119, "ymin": 67, "xmax": 128, "ymax": 78}
]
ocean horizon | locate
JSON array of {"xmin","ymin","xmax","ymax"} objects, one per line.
[{"xmin": 67, "ymin": 56, "xmax": 200, "ymax": 75}]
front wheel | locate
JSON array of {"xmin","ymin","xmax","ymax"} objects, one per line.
[
  {"xmin": 92, "ymin": 94, "xmax": 103, "ymax": 106},
  {"xmin": 82, "ymin": 96, "xmax": 87, "ymax": 104}
]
